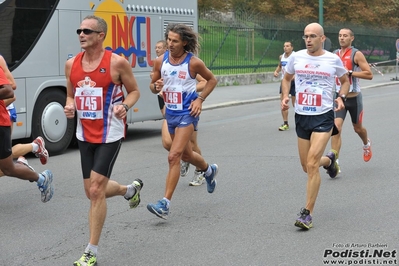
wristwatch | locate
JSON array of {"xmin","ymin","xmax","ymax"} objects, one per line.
[
  {"xmin": 348, "ymin": 70, "xmax": 353, "ymax": 76},
  {"xmin": 122, "ymin": 103, "xmax": 129, "ymax": 112},
  {"xmin": 339, "ymin": 94, "xmax": 347, "ymax": 102}
]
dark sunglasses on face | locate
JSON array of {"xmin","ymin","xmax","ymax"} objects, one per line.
[{"xmin": 76, "ymin": 28, "xmax": 102, "ymax": 35}]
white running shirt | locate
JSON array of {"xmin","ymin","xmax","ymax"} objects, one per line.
[
  {"xmin": 285, "ymin": 49, "xmax": 347, "ymax": 115},
  {"xmin": 280, "ymin": 51, "xmax": 295, "ymax": 80}
]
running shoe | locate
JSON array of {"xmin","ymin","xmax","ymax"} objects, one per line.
[
  {"xmin": 336, "ymin": 159, "xmax": 342, "ymax": 174},
  {"xmin": 38, "ymin": 170, "xmax": 54, "ymax": 203},
  {"xmin": 205, "ymin": 164, "xmax": 218, "ymax": 193},
  {"xmin": 33, "ymin": 136, "xmax": 49, "ymax": 165},
  {"xmin": 73, "ymin": 251, "xmax": 97, "ymax": 266},
  {"xmin": 278, "ymin": 124, "xmax": 289, "ymax": 131},
  {"xmin": 125, "ymin": 178, "xmax": 143, "ymax": 209},
  {"xmin": 189, "ymin": 170, "xmax": 205, "ymax": 186},
  {"xmin": 16, "ymin": 156, "xmax": 35, "ymax": 172},
  {"xmin": 147, "ymin": 199, "xmax": 169, "ymax": 220},
  {"xmin": 324, "ymin": 150, "xmax": 339, "ymax": 178},
  {"xmin": 295, "ymin": 208, "xmax": 313, "ymax": 230},
  {"xmin": 363, "ymin": 139, "xmax": 372, "ymax": 162},
  {"xmin": 180, "ymin": 161, "xmax": 190, "ymax": 177}
]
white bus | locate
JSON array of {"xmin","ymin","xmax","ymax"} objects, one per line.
[{"xmin": 0, "ymin": 0, "xmax": 198, "ymax": 155}]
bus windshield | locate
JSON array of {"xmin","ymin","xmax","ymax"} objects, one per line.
[{"xmin": 0, "ymin": 0, "xmax": 58, "ymax": 70}]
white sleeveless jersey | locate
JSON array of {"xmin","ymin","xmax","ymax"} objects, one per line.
[
  {"xmin": 285, "ymin": 49, "xmax": 347, "ymax": 115},
  {"xmin": 161, "ymin": 51, "xmax": 198, "ymax": 116},
  {"xmin": 280, "ymin": 51, "xmax": 295, "ymax": 79}
]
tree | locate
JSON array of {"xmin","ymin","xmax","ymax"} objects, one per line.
[
  {"xmin": 198, "ymin": 0, "xmax": 230, "ymax": 17},
  {"xmin": 201, "ymin": 0, "xmax": 399, "ymax": 29}
]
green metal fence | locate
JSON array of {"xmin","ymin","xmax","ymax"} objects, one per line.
[{"xmin": 198, "ymin": 13, "xmax": 399, "ymax": 75}]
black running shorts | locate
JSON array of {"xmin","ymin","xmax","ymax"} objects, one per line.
[
  {"xmin": 78, "ymin": 139, "xmax": 122, "ymax": 179},
  {"xmin": 295, "ymin": 110, "xmax": 338, "ymax": 140}
]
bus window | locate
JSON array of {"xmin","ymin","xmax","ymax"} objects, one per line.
[{"xmin": 0, "ymin": 0, "xmax": 58, "ymax": 70}]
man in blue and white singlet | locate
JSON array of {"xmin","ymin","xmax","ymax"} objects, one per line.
[
  {"xmin": 147, "ymin": 23, "xmax": 219, "ymax": 220},
  {"xmin": 281, "ymin": 22, "xmax": 350, "ymax": 230},
  {"xmin": 274, "ymin": 41, "xmax": 295, "ymax": 131}
]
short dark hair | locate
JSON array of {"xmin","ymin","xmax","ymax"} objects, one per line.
[
  {"xmin": 340, "ymin": 28, "xmax": 354, "ymax": 36},
  {"xmin": 83, "ymin": 15, "xmax": 107, "ymax": 38},
  {"xmin": 284, "ymin": 41, "xmax": 293, "ymax": 47}
]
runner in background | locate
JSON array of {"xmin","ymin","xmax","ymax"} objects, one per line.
[
  {"xmin": 0, "ymin": 55, "xmax": 48, "ymax": 177},
  {"xmin": 0, "ymin": 65, "xmax": 54, "ymax": 203},
  {"xmin": 331, "ymin": 28, "xmax": 373, "ymax": 173},
  {"xmin": 274, "ymin": 41, "xmax": 295, "ymax": 131}
]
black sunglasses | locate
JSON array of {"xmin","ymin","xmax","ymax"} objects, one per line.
[{"xmin": 76, "ymin": 28, "xmax": 102, "ymax": 35}]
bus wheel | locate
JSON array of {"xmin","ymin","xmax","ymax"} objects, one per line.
[{"xmin": 31, "ymin": 89, "xmax": 75, "ymax": 156}]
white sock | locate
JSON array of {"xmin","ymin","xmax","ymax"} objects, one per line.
[
  {"xmin": 204, "ymin": 165, "xmax": 212, "ymax": 176},
  {"xmin": 162, "ymin": 197, "xmax": 170, "ymax": 208},
  {"xmin": 32, "ymin": 143, "xmax": 39, "ymax": 153},
  {"xmin": 124, "ymin": 184, "xmax": 136, "ymax": 199},
  {"xmin": 86, "ymin": 243, "xmax": 98, "ymax": 255},
  {"xmin": 36, "ymin": 174, "xmax": 45, "ymax": 186}
]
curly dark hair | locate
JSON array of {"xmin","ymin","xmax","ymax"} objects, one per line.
[{"xmin": 164, "ymin": 23, "xmax": 200, "ymax": 55}]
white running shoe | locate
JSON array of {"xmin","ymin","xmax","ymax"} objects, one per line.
[
  {"xmin": 180, "ymin": 161, "xmax": 190, "ymax": 177},
  {"xmin": 189, "ymin": 170, "xmax": 205, "ymax": 186},
  {"xmin": 16, "ymin": 156, "xmax": 35, "ymax": 172}
]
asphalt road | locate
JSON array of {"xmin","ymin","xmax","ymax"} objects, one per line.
[{"xmin": 1, "ymin": 83, "xmax": 398, "ymax": 266}]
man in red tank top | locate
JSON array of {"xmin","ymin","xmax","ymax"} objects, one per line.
[{"xmin": 65, "ymin": 15, "xmax": 142, "ymax": 266}]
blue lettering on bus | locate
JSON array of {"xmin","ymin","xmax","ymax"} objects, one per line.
[{"xmin": 105, "ymin": 16, "xmax": 149, "ymax": 68}]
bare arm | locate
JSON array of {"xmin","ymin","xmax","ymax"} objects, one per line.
[
  {"xmin": 149, "ymin": 56, "xmax": 163, "ymax": 94},
  {"xmin": 0, "ymin": 56, "xmax": 16, "ymax": 90},
  {"xmin": 195, "ymin": 74, "xmax": 207, "ymax": 92},
  {"xmin": 334, "ymin": 74, "xmax": 350, "ymax": 111},
  {"xmin": 353, "ymin": 52, "xmax": 373, "ymax": 80},
  {"xmin": 113, "ymin": 54, "xmax": 140, "ymax": 119},
  {"xmin": 115, "ymin": 55, "xmax": 140, "ymax": 107},
  {"xmin": 187, "ymin": 57, "xmax": 217, "ymax": 117},
  {"xmin": 4, "ymin": 96, "xmax": 16, "ymax": 106},
  {"xmin": 281, "ymin": 73, "xmax": 294, "ymax": 99},
  {"xmin": 190, "ymin": 57, "xmax": 217, "ymax": 100},
  {"xmin": 64, "ymin": 58, "xmax": 76, "ymax": 119},
  {"xmin": 0, "ymin": 84, "xmax": 14, "ymax": 100},
  {"xmin": 274, "ymin": 55, "xmax": 283, "ymax": 77},
  {"xmin": 337, "ymin": 74, "xmax": 350, "ymax": 96},
  {"xmin": 281, "ymin": 72, "xmax": 294, "ymax": 111}
]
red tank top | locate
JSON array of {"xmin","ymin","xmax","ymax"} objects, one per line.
[
  {"xmin": 0, "ymin": 67, "xmax": 11, "ymax": 126},
  {"xmin": 70, "ymin": 50, "xmax": 125, "ymax": 143},
  {"xmin": 336, "ymin": 48, "xmax": 354, "ymax": 70}
]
